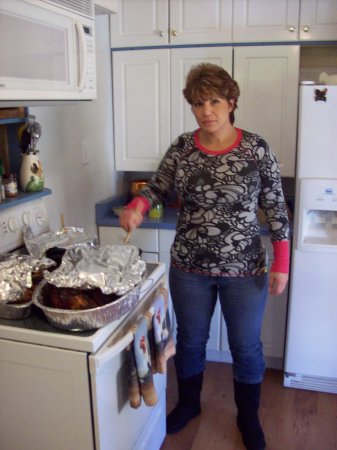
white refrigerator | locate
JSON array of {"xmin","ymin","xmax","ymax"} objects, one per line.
[{"xmin": 284, "ymin": 84, "xmax": 337, "ymax": 394}]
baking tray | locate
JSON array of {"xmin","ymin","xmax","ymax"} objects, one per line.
[
  {"xmin": 32, "ymin": 280, "xmax": 141, "ymax": 331},
  {"xmin": 0, "ymin": 300, "xmax": 33, "ymax": 320}
]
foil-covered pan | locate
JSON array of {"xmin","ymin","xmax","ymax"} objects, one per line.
[
  {"xmin": 23, "ymin": 225, "xmax": 98, "ymax": 260},
  {"xmin": 0, "ymin": 300, "xmax": 33, "ymax": 320},
  {"xmin": 43, "ymin": 244, "xmax": 146, "ymax": 295},
  {"xmin": 0, "ymin": 253, "xmax": 55, "ymax": 319},
  {"xmin": 32, "ymin": 280, "xmax": 141, "ymax": 331}
]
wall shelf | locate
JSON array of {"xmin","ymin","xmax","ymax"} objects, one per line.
[{"xmin": 0, "ymin": 188, "xmax": 52, "ymax": 211}]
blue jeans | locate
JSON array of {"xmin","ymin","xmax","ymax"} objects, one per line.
[{"xmin": 169, "ymin": 266, "xmax": 268, "ymax": 384}]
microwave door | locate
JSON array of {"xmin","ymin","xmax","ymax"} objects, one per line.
[{"xmin": 0, "ymin": 0, "xmax": 77, "ymax": 100}]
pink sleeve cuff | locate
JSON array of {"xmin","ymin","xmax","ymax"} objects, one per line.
[
  {"xmin": 126, "ymin": 196, "xmax": 151, "ymax": 215},
  {"xmin": 270, "ymin": 240, "xmax": 290, "ymax": 274}
]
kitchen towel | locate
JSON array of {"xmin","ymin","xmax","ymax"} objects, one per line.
[
  {"xmin": 152, "ymin": 287, "xmax": 176, "ymax": 374},
  {"xmin": 126, "ymin": 342, "xmax": 141, "ymax": 409},
  {"xmin": 130, "ymin": 314, "xmax": 157, "ymax": 407},
  {"xmin": 127, "ymin": 287, "xmax": 175, "ymax": 408}
]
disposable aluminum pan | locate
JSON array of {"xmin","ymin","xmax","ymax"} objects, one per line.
[
  {"xmin": 32, "ymin": 280, "xmax": 141, "ymax": 331},
  {"xmin": 0, "ymin": 300, "xmax": 33, "ymax": 320}
]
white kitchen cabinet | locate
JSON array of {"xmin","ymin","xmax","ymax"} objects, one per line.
[
  {"xmin": 233, "ymin": 0, "xmax": 337, "ymax": 42},
  {"xmin": 113, "ymin": 45, "xmax": 298, "ymax": 175},
  {"xmin": 260, "ymin": 236, "xmax": 289, "ymax": 368},
  {"xmin": 110, "ymin": 0, "xmax": 232, "ymax": 47},
  {"xmin": 99, "ymin": 226, "xmax": 160, "ymax": 260},
  {"xmin": 234, "ymin": 45, "xmax": 300, "ymax": 177},
  {"xmin": 299, "ymin": 0, "xmax": 337, "ymax": 41},
  {"xmin": 95, "ymin": 0, "xmax": 118, "ymax": 14},
  {"xmin": 170, "ymin": 46, "xmax": 233, "ymax": 139},
  {"xmin": 112, "ymin": 49, "xmax": 171, "ymax": 171},
  {"xmin": 114, "ymin": 46, "xmax": 232, "ymax": 171}
]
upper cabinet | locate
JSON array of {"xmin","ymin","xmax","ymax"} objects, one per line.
[
  {"xmin": 113, "ymin": 47, "xmax": 232, "ymax": 171},
  {"xmin": 110, "ymin": 0, "xmax": 232, "ymax": 47},
  {"xmin": 233, "ymin": 0, "xmax": 337, "ymax": 42},
  {"xmin": 299, "ymin": 0, "xmax": 337, "ymax": 41},
  {"xmin": 234, "ymin": 45, "xmax": 300, "ymax": 177},
  {"xmin": 113, "ymin": 49, "xmax": 171, "ymax": 171},
  {"xmin": 95, "ymin": 0, "xmax": 118, "ymax": 14}
]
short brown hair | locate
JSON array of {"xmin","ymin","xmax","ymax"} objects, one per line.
[{"xmin": 183, "ymin": 63, "xmax": 240, "ymax": 124}]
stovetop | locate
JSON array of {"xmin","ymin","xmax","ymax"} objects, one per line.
[{"xmin": 0, "ymin": 262, "xmax": 166, "ymax": 353}]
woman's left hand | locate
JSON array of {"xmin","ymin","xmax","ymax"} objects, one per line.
[{"xmin": 269, "ymin": 272, "xmax": 289, "ymax": 296}]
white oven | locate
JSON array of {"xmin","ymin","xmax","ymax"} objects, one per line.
[{"xmin": 0, "ymin": 201, "xmax": 167, "ymax": 450}]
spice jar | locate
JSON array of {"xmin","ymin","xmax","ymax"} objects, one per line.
[{"xmin": 3, "ymin": 174, "xmax": 18, "ymax": 197}]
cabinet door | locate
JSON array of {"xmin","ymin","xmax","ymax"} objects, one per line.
[
  {"xmin": 299, "ymin": 0, "xmax": 337, "ymax": 41},
  {"xmin": 113, "ymin": 49, "xmax": 170, "ymax": 171},
  {"xmin": 260, "ymin": 236, "xmax": 289, "ymax": 367},
  {"xmin": 110, "ymin": 0, "xmax": 169, "ymax": 47},
  {"xmin": 233, "ymin": 0, "xmax": 300, "ymax": 42},
  {"xmin": 170, "ymin": 47, "xmax": 233, "ymax": 139},
  {"xmin": 95, "ymin": 0, "xmax": 118, "ymax": 14},
  {"xmin": 99, "ymin": 226, "xmax": 159, "ymax": 253},
  {"xmin": 169, "ymin": 0, "xmax": 232, "ymax": 45},
  {"xmin": 110, "ymin": 0, "xmax": 232, "ymax": 47},
  {"xmin": 234, "ymin": 45, "xmax": 299, "ymax": 177},
  {"xmin": 158, "ymin": 229, "xmax": 176, "ymax": 335}
]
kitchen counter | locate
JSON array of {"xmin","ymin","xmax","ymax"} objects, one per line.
[
  {"xmin": 95, "ymin": 193, "xmax": 178, "ymax": 230},
  {"xmin": 96, "ymin": 177, "xmax": 294, "ymax": 234}
]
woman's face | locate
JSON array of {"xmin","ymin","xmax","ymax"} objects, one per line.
[{"xmin": 191, "ymin": 96, "xmax": 234, "ymax": 134}]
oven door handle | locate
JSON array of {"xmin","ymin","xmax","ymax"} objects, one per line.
[{"xmin": 89, "ymin": 330, "xmax": 134, "ymax": 374}]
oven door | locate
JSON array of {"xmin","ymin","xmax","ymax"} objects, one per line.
[
  {"xmin": 89, "ymin": 282, "xmax": 168, "ymax": 450},
  {"xmin": 0, "ymin": 339, "xmax": 94, "ymax": 450}
]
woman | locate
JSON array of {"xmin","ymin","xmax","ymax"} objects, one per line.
[{"xmin": 120, "ymin": 63, "xmax": 289, "ymax": 450}]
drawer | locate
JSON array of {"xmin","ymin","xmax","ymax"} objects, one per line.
[{"xmin": 99, "ymin": 227, "xmax": 159, "ymax": 252}]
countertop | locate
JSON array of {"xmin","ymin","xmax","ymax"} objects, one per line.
[
  {"xmin": 95, "ymin": 193, "xmax": 178, "ymax": 230},
  {"xmin": 95, "ymin": 178, "xmax": 295, "ymax": 235},
  {"xmin": 95, "ymin": 177, "xmax": 295, "ymax": 234}
]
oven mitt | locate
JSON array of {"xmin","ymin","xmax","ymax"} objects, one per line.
[
  {"xmin": 126, "ymin": 342, "xmax": 141, "ymax": 409},
  {"xmin": 132, "ymin": 315, "xmax": 158, "ymax": 407},
  {"xmin": 152, "ymin": 287, "xmax": 176, "ymax": 374}
]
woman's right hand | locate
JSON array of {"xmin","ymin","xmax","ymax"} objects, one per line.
[{"xmin": 119, "ymin": 208, "xmax": 144, "ymax": 232}]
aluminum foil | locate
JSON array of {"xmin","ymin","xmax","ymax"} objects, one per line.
[
  {"xmin": 43, "ymin": 244, "xmax": 146, "ymax": 296},
  {"xmin": 33, "ymin": 280, "xmax": 141, "ymax": 331},
  {"xmin": 23, "ymin": 225, "xmax": 98, "ymax": 259},
  {"xmin": 0, "ymin": 253, "xmax": 55, "ymax": 304}
]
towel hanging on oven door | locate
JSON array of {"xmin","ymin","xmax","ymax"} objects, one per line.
[{"xmin": 127, "ymin": 287, "xmax": 175, "ymax": 409}]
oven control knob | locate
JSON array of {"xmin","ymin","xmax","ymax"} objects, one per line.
[
  {"xmin": 22, "ymin": 211, "xmax": 32, "ymax": 226},
  {"xmin": 36, "ymin": 213, "xmax": 47, "ymax": 227},
  {"xmin": 8, "ymin": 216, "xmax": 18, "ymax": 233}
]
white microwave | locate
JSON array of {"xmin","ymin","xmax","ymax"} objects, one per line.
[{"xmin": 0, "ymin": 0, "xmax": 96, "ymax": 102}]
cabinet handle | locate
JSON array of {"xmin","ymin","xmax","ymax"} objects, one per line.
[
  {"xmin": 171, "ymin": 29, "xmax": 178, "ymax": 37},
  {"xmin": 302, "ymin": 25, "xmax": 310, "ymax": 32},
  {"xmin": 159, "ymin": 30, "xmax": 165, "ymax": 37},
  {"xmin": 288, "ymin": 25, "xmax": 296, "ymax": 32}
]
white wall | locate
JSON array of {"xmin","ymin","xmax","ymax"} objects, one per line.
[{"xmin": 30, "ymin": 15, "xmax": 125, "ymax": 235}]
